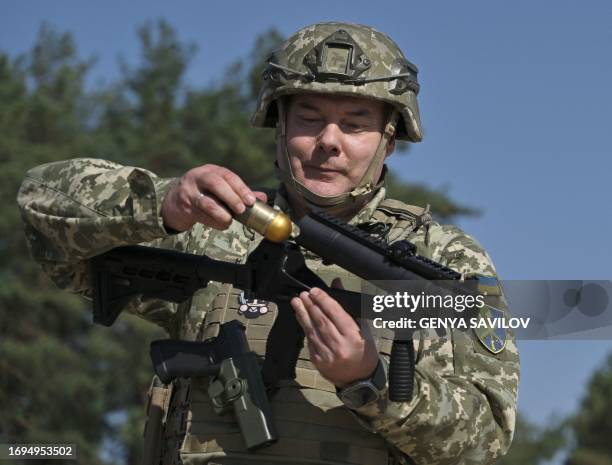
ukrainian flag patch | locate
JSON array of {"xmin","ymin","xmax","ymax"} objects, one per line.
[{"xmin": 474, "ymin": 305, "xmax": 507, "ymax": 354}]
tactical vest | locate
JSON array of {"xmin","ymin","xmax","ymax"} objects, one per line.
[{"xmin": 156, "ymin": 198, "xmax": 432, "ymax": 465}]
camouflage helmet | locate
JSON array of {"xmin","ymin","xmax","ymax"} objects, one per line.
[{"xmin": 251, "ymin": 21, "xmax": 423, "ymax": 142}]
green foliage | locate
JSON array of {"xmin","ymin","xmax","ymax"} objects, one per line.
[
  {"xmin": 565, "ymin": 353, "xmax": 612, "ymax": 465},
  {"xmin": 0, "ymin": 23, "xmax": 162, "ymax": 465},
  {"xmin": 1, "ymin": 20, "xmax": 479, "ymax": 464},
  {"xmin": 496, "ymin": 414, "xmax": 566, "ymax": 465},
  {"xmin": 497, "ymin": 353, "xmax": 612, "ymax": 465}
]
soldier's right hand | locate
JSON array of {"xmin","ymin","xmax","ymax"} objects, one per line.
[{"xmin": 161, "ymin": 165, "xmax": 268, "ymax": 232}]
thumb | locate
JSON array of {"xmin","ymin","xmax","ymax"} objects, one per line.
[{"xmin": 331, "ymin": 277, "xmax": 345, "ymax": 290}]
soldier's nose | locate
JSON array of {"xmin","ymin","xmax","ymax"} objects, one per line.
[{"xmin": 316, "ymin": 124, "xmax": 341, "ymax": 156}]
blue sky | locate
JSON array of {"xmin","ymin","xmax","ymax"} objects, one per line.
[{"xmin": 3, "ymin": 0, "xmax": 612, "ymax": 428}]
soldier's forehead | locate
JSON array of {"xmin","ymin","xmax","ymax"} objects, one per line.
[{"xmin": 289, "ymin": 93, "xmax": 386, "ymax": 114}]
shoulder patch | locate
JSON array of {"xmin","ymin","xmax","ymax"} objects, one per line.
[
  {"xmin": 470, "ymin": 275, "xmax": 503, "ymax": 296},
  {"xmin": 474, "ymin": 305, "xmax": 507, "ymax": 354}
]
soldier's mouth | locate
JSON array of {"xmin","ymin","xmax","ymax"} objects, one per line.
[
  {"xmin": 302, "ymin": 167, "xmax": 344, "ymax": 182},
  {"xmin": 303, "ymin": 165, "xmax": 344, "ymax": 175}
]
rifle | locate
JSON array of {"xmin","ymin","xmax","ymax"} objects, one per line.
[
  {"xmin": 91, "ymin": 205, "xmax": 468, "ymax": 326},
  {"xmin": 90, "ymin": 203, "xmax": 479, "ymax": 448}
]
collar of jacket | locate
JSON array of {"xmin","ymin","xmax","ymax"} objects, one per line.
[{"xmin": 272, "ymin": 185, "xmax": 388, "ymax": 227}]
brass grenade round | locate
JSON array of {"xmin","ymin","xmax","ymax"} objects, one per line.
[{"xmin": 234, "ymin": 200, "xmax": 293, "ymax": 242}]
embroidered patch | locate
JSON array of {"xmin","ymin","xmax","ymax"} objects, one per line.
[
  {"xmin": 474, "ymin": 305, "xmax": 507, "ymax": 354},
  {"xmin": 474, "ymin": 275, "xmax": 503, "ymax": 296},
  {"xmin": 238, "ymin": 292, "xmax": 270, "ymax": 319}
]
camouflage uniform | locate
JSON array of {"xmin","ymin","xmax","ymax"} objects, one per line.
[{"xmin": 17, "ymin": 158, "xmax": 519, "ymax": 465}]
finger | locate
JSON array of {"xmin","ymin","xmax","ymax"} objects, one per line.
[
  {"xmin": 300, "ymin": 291, "xmax": 343, "ymax": 348},
  {"xmin": 292, "ymin": 295, "xmax": 334, "ymax": 362},
  {"xmin": 198, "ymin": 175, "xmax": 247, "ymax": 215},
  {"xmin": 220, "ymin": 169, "xmax": 257, "ymax": 206},
  {"xmin": 306, "ymin": 339, "xmax": 327, "ymax": 365},
  {"xmin": 308, "ymin": 287, "xmax": 357, "ymax": 336},
  {"xmin": 307, "ymin": 342, "xmax": 322, "ymax": 364},
  {"xmin": 194, "ymin": 193, "xmax": 233, "ymax": 227},
  {"xmin": 291, "ymin": 295, "xmax": 314, "ymax": 335},
  {"xmin": 253, "ymin": 191, "xmax": 268, "ymax": 203}
]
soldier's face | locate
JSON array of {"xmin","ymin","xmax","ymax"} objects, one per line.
[{"xmin": 282, "ymin": 94, "xmax": 395, "ymax": 197}]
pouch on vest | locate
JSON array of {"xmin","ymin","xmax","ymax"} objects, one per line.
[{"xmin": 142, "ymin": 375, "xmax": 174, "ymax": 465}]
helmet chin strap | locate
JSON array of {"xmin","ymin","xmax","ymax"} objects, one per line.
[{"xmin": 275, "ymin": 99, "xmax": 398, "ymax": 215}]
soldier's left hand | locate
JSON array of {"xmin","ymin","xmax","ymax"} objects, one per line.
[{"xmin": 291, "ymin": 280, "xmax": 379, "ymax": 388}]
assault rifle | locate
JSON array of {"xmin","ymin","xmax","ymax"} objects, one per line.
[
  {"xmin": 91, "ymin": 207, "xmax": 469, "ymax": 326},
  {"xmin": 90, "ymin": 205, "xmax": 478, "ymax": 450}
]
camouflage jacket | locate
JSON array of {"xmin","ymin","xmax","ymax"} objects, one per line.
[{"xmin": 17, "ymin": 158, "xmax": 519, "ymax": 465}]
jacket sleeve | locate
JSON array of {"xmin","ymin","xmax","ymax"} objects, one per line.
[
  {"xmin": 17, "ymin": 157, "xmax": 190, "ymax": 331},
  {"xmin": 353, "ymin": 225, "xmax": 520, "ymax": 465}
]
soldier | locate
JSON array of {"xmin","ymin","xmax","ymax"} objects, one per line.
[{"xmin": 17, "ymin": 22, "xmax": 519, "ymax": 465}]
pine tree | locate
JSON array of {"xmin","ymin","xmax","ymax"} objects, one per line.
[{"xmin": 565, "ymin": 353, "xmax": 612, "ymax": 465}]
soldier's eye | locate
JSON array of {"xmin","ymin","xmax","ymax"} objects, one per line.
[
  {"xmin": 299, "ymin": 115, "xmax": 321, "ymax": 124},
  {"xmin": 343, "ymin": 122, "xmax": 364, "ymax": 131}
]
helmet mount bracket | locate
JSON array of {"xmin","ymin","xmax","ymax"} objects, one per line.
[{"xmin": 303, "ymin": 30, "xmax": 371, "ymax": 82}]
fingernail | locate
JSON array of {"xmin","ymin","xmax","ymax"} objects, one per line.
[
  {"xmin": 309, "ymin": 287, "xmax": 320, "ymax": 297},
  {"xmin": 245, "ymin": 193, "xmax": 256, "ymax": 204}
]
